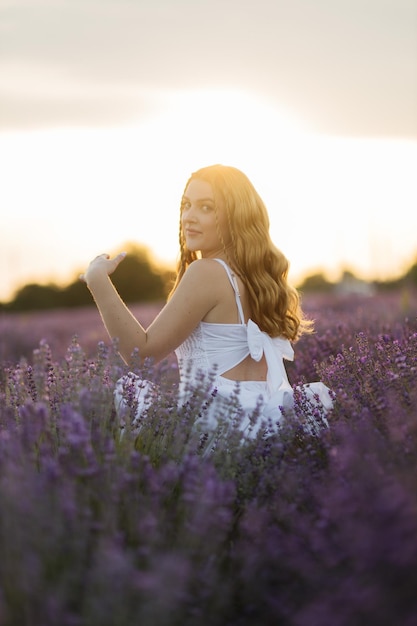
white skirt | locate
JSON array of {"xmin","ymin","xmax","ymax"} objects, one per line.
[{"xmin": 114, "ymin": 371, "xmax": 334, "ymax": 441}]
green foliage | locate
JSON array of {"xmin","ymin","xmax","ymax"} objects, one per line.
[
  {"xmin": 7, "ymin": 284, "xmax": 64, "ymax": 311},
  {"xmin": 110, "ymin": 244, "xmax": 169, "ymax": 303},
  {"xmin": 4, "ymin": 244, "xmax": 174, "ymax": 312},
  {"xmin": 297, "ymin": 272, "xmax": 334, "ymax": 293}
]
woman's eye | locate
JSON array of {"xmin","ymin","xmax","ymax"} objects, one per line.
[{"xmin": 181, "ymin": 200, "xmax": 213, "ymax": 213}]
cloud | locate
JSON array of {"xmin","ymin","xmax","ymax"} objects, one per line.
[
  {"xmin": 0, "ymin": 61, "xmax": 164, "ymax": 128},
  {"xmin": 1, "ymin": 0, "xmax": 416, "ymax": 136}
]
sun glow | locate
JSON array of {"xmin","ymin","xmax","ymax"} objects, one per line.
[{"xmin": 0, "ymin": 88, "xmax": 416, "ymax": 301}]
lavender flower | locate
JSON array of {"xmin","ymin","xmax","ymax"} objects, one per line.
[{"xmin": 0, "ymin": 291, "xmax": 416, "ymax": 624}]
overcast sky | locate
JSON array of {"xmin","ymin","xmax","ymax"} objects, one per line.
[{"xmin": 1, "ymin": 0, "xmax": 416, "ymax": 137}]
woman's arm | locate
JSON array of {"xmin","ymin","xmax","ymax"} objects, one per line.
[{"xmin": 81, "ymin": 253, "xmax": 219, "ymax": 365}]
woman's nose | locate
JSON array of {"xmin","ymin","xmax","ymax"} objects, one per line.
[{"xmin": 183, "ymin": 205, "xmax": 197, "ymax": 222}]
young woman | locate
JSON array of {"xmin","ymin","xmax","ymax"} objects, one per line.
[{"xmin": 81, "ymin": 164, "xmax": 333, "ymax": 439}]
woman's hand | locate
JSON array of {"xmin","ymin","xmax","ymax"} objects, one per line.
[{"xmin": 79, "ymin": 252, "xmax": 127, "ymax": 285}]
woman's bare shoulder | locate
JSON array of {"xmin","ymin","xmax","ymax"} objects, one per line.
[{"xmin": 181, "ymin": 258, "xmax": 227, "ymax": 282}]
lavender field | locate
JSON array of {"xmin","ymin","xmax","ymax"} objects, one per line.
[{"xmin": 0, "ymin": 289, "xmax": 416, "ymax": 625}]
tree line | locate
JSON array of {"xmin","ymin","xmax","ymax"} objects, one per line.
[
  {"xmin": 1, "ymin": 244, "xmax": 416, "ymax": 313},
  {"xmin": 1, "ymin": 244, "xmax": 175, "ymax": 313},
  {"xmin": 297, "ymin": 261, "xmax": 417, "ymax": 294}
]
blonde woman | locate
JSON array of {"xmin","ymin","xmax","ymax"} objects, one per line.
[{"xmin": 81, "ymin": 165, "xmax": 333, "ymax": 439}]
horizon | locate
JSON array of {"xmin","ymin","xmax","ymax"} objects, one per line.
[{"xmin": 1, "ymin": 236, "xmax": 414, "ymax": 307}]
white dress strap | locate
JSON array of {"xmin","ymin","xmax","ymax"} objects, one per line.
[{"xmin": 213, "ymin": 258, "xmax": 246, "ymax": 324}]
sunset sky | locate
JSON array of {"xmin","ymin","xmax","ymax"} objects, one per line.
[{"xmin": 1, "ymin": 0, "xmax": 416, "ymax": 301}]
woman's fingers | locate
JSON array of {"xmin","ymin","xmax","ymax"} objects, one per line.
[
  {"xmin": 108, "ymin": 252, "xmax": 127, "ymax": 272},
  {"xmin": 79, "ymin": 252, "xmax": 127, "ymax": 282}
]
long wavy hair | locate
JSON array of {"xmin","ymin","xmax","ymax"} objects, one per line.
[{"xmin": 169, "ymin": 164, "xmax": 313, "ymax": 341}]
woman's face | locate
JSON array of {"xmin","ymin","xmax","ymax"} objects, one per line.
[{"xmin": 181, "ymin": 178, "xmax": 231, "ymax": 257}]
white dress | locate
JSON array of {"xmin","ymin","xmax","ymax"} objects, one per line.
[{"xmin": 114, "ymin": 259, "xmax": 333, "ymax": 439}]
